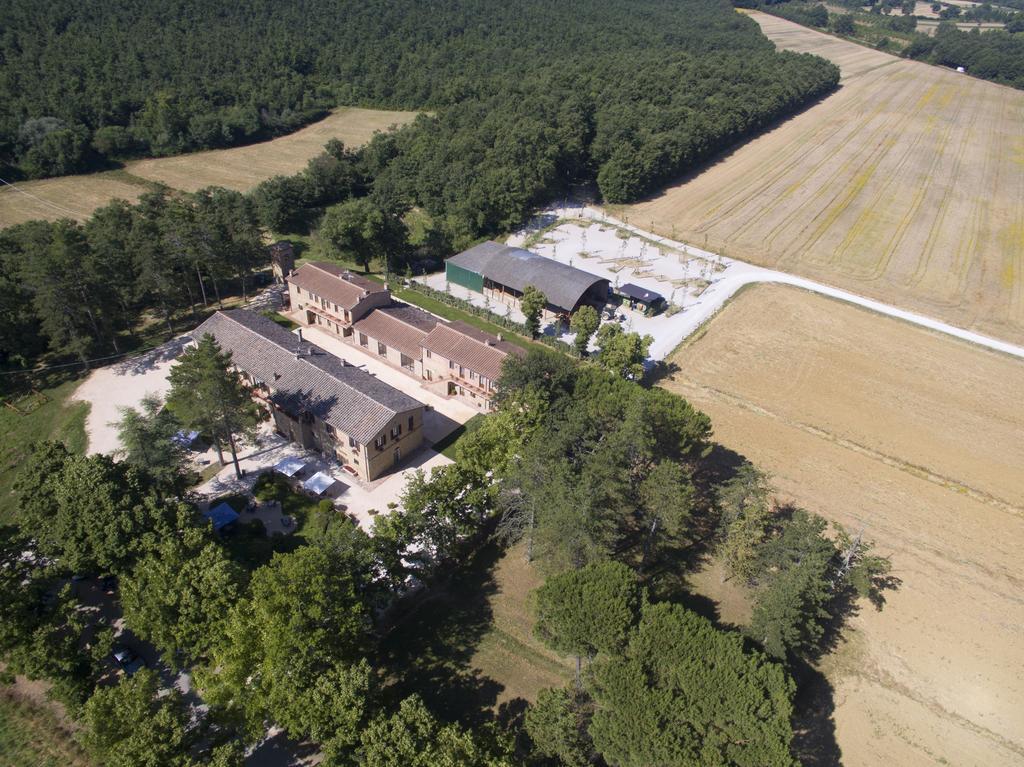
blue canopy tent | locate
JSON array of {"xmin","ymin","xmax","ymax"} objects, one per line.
[
  {"xmin": 171, "ymin": 429, "xmax": 200, "ymax": 448},
  {"xmin": 204, "ymin": 502, "xmax": 239, "ymax": 532}
]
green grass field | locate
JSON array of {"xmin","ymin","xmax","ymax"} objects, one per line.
[
  {"xmin": 0, "ymin": 376, "xmax": 89, "ymax": 524},
  {"xmin": 0, "ymin": 692, "xmax": 91, "ymax": 767}
]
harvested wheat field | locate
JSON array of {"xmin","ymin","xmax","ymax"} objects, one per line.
[
  {"xmin": 0, "ymin": 172, "xmax": 147, "ymax": 228},
  {"xmin": 662, "ymin": 284, "xmax": 1024, "ymax": 767},
  {"xmin": 622, "ymin": 12, "xmax": 1024, "ymax": 345},
  {"xmin": 0, "ymin": 107, "xmax": 417, "ymax": 228},
  {"xmin": 126, "ymin": 106, "xmax": 416, "ymax": 193}
]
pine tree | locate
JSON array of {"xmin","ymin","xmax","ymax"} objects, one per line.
[{"xmin": 166, "ymin": 334, "xmax": 260, "ymax": 478}]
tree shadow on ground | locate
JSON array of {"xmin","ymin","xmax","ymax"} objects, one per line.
[
  {"xmin": 789, "ymin": 657, "xmax": 843, "ymax": 767},
  {"xmin": 375, "ymin": 540, "xmax": 506, "ymax": 728}
]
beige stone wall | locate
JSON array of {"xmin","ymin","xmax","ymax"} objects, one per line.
[
  {"xmin": 362, "ymin": 409, "xmax": 425, "ymax": 480},
  {"xmin": 420, "ymin": 352, "xmax": 495, "ymax": 411}
]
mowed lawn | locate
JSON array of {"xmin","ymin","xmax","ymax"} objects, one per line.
[
  {"xmin": 620, "ymin": 11, "xmax": 1024, "ymax": 345},
  {"xmin": 661, "ymin": 284, "xmax": 1024, "ymax": 767},
  {"xmin": 0, "ymin": 377, "xmax": 89, "ymax": 524},
  {"xmin": 0, "ymin": 107, "xmax": 418, "ymax": 228},
  {"xmin": 0, "ymin": 692, "xmax": 91, "ymax": 767}
]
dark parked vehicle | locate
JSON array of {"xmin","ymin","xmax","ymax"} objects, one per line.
[{"xmin": 112, "ymin": 645, "xmax": 145, "ymax": 676}]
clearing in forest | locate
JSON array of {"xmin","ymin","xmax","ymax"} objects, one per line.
[
  {"xmin": 0, "ymin": 107, "xmax": 417, "ymax": 228},
  {"xmin": 620, "ymin": 11, "xmax": 1024, "ymax": 345},
  {"xmin": 662, "ymin": 284, "xmax": 1024, "ymax": 767}
]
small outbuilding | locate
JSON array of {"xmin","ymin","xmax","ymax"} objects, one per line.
[
  {"xmin": 616, "ymin": 283, "xmax": 666, "ymax": 315},
  {"xmin": 204, "ymin": 502, "xmax": 240, "ymax": 532},
  {"xmin": 269, "ymin": 241, "xmax": 296, "ymax": 284},
  {"xmin": 446, "ymin": 241, "xmax": 609, "ymax": 317}
]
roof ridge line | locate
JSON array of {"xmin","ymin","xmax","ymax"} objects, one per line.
[{"xmin": 220, "ymin": 310, "xmax": 397, "ymax": 413}]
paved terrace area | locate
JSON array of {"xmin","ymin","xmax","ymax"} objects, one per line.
[
  {"xmin": 290, "ymin": 320, "xmax": 479, "ymax": 426},
  {"xmin": 194, "ymin": 423, "xmax": 452, "ymax": 532}
]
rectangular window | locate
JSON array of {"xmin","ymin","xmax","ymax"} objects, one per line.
[
  {"xmin": 449, "ymin": 360, "xmax": 455, "ymax": 369},
  {"xmin": 408, "ymin": 416, "xmax": 414, "ymax": 431},
  {"xmin": 375, "ymin": 435, "xmax": 386, "ymax": 450},
  {"xmin": 480, "ymin": 376, "xmax": 489, "ymax": 389},
  {"xmin": 425, "ymin": 349, "xmax": 431, "ymax": 358},
  {"xmin": 348, "ymin": 436, "xmax": 359, "ymax": 449},
  {"xmin": 426, "ymin": 370, "xmax": 433, "ymax": 381},
  {"xmin": 377, "ymin": 342, "xmax": 387, "ymax": 356},
  {"xmin": 359, "ymin": 333, "xmax": 368, "ymax": 347},
  {"xmin": 391, "ymin": 424, "xmax": 402, "ymax": 439}
]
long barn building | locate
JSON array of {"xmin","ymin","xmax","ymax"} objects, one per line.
[{"xmin": 445, "ymin": 241, "xmax": 610, "ymax": 319}]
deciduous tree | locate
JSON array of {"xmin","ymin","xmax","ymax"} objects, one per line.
[
  {"xmin": 569, "ymin": 304, "xmax": 600, "ymax": 357},
  {"xmin": 594, "ymin": 323, "xmax": 652, "ymax": 380},
  {"xmin": 359, "ymin": 695, "xmax": 514, "ymax": 767},
  {"xmin": 198, "ymin": 544, "xmax": 370, "ymax": 746},
  {"xmin": 121, "ymin": 530, "xmax": 245, "ymax": 668},
  {"xmin": 520, "ymin": 285, "xmax": 547, "ymax": 338}
]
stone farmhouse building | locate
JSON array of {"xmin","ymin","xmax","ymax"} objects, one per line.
[
  {"xmin": 287, "ymin": 261, "xmax": 391, "ymax": 336},
  {"xmin": 286, "ymin": 262, "xmax": 524, "ymax": 411},
  {"xmin": 191, "ymin": 309, "xmax": 425, "ymax": 482}
]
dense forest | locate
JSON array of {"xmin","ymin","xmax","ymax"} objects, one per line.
[{"xmin": 0, "ymin": 0, "xmax": 839, "ymax": 211}]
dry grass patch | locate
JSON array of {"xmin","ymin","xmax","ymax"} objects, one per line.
[
  {"xmin": 0, "ymin": 689, "xmax": 91, "ymax": 767},
  {"xmin": 621, "ymin": 12, "xmax": 1024, "ymax": 345},
  {"xmin": 661, "ymin": 284, "xmax": 1024, "ymax": 767}
]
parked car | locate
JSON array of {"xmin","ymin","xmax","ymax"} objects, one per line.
[{"xmin": 112, "ymin": 645, "xmax": 146, "ymax": 676}]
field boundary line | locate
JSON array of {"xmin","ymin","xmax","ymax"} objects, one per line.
[
  {"xmin": 578, "ymin": 206, "xmax": 1024, "ymax": 361},
  {"xmin": 669, "ymin": 378, "xmax": 1024, "ymax": 522}
]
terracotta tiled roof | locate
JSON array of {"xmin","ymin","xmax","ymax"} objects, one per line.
[
  {"xmin": 191, "ymin": 310, "xmax": 422, "ymax": 443},
  {"xmin": 287, "ymin": 262, "xmax": 387, "ymax": 310},
  {"xmin": 420, "ymin": 321, "xmax": 524, "ymax": 382},
  {"xmin": 353, "ymin": 304, "xmax": 440, "ymax": 359}
]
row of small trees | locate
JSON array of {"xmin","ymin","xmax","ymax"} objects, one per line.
[{"xmin": 0, "ymin": 188, "xmax": 265, "ymax": 370}]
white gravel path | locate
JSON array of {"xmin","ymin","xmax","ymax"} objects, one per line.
[
  {"xmin": 71, "ymin": 336, "xmax": 192, "ymax": 455},
  {"xmin": 510, "ymin": 206, "xmax": 1024, "ymax": 362}
]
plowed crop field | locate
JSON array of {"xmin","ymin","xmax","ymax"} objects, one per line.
[
  {"xmin": 622, "ymin": 12, "xmax": 1024, "ymax": 345},
  {"xmin": 662, "ymin": 284, "xmax": 1024, "ymax": 767}
]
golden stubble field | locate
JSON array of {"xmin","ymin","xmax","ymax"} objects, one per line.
[
  {"xmin": 0, "ymin": 107, "xmax": 417, "ymax": 228},
  {"xmin": 662, "ymin": 284, "xmax": 1024, "ymax": 767},
  {"xmin": 622, "ymin": 12, "xmax": 1024, "ymax": 345}
]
